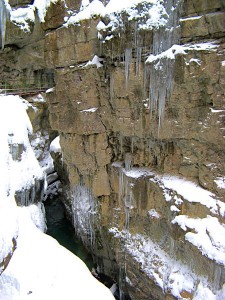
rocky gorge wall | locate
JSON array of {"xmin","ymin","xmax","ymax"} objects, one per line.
[{"xmin": 1, "ymin": 0, "xmax": 225, "ymax": 299}]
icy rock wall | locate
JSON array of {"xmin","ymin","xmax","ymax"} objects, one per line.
[{"xmin": 44, "ymin": 0, "xmax": 225, "ymax": 298}]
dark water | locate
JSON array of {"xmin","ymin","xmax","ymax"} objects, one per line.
[{"xmin": 44, "ymin": 197, "xmax": 94, "ymax": 270}]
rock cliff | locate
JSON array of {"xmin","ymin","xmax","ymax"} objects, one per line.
[{"xmin": 1, "ymin": 0, "xmax": 225, "ymax": 299}]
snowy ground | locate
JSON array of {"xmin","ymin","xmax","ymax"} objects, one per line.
[{"xmin": 0, "ymin": 95, "xmax": 114, "ymax": 300}]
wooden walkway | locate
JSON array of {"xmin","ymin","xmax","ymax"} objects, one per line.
[{"xmin": 0, "ymin": 87, "xmax": 51, "ymax": 97}]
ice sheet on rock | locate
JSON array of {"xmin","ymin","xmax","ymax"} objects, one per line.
[{"xmin": 26, "ymin": 203, "xmax": 47, "ymax": 232}]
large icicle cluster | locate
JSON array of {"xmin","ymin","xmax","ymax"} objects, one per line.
[
  {"xmin": 72, "ymin": 184, "xmax": 96, "ymax": 247},
  {"xmin": 145, "ymin": 0, "xmax": 182, "ymax": 130}
]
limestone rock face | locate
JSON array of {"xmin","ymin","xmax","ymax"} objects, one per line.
[{"xmin": 1, "ymin": 0, "xmax": 225, "ymax": 299}]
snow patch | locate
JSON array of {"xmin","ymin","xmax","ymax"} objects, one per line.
[
  {"xmin": 148, "ymin": 209, "xmax": 160, "ymax": 219},
  {"xmin": 81, "ymin": 107, "xmax": 98, "ymax": 113},
  {"xmin": 214, "ymin": 177, "xmax": 225, "ymax": 190},
  {"xmin": 85, "ymin": 55, "xmax": 103, "ymax": 68},
  {"xmin": 10, "ymin": 6, "xmax": 35, "ymax": 32},
  {"xmin": 50, "ymin": 136, "xmax": 61, "ymax": 153}
]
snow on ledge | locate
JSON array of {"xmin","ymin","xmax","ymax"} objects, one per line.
[
  {"xmin": 160, "ymin": 174, "xmax": 225, "ymax": 216},
  {"xmin": 81, "ymin": 107, "xmax": 98, "ymax": 113},
  {"xmin": 66, "ymin": 0, "xmax": 167, "ymax": 33},
  {"xmin": 85, "ymin": 55, "xmax": 103, "ymax": 68},
  {"xmin": 8, "ymin": 0, "xmax": 60, "ymax": 32},
  {"xmin": 46, "ymin": 87, "xmax": 55, "ymax": 93},
  {"xmin": 112, "ymin": 162, "xmax": 154, "ymax": 178},
  {"xmin": 172, "ymin": 215, "xmax": 225, "ymax": 266},
  {"xmin": 146, "ymin": 42, "xmax": 218, "ymax": 64}
]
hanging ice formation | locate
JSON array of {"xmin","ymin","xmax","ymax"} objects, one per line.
[
  {"xmin": 118, "ymin": 170, "xmax": 135, "ymax": 231},
  {"xmin": 0, "ymin": 0, "xmax": 9, "ymax": 49},
  {"xmin": 146, "ymin": 0, "xmax": 182, "ymax": 130},
  {"xmin": 71, "ymin": 183, "xmax": 96, "ymax": 247},
  {"xmin": 124, "ymin": 48, "xmax": 132, "ymax": 90},
  {"xmin": 134, "ymin": 23, "xmax": 142, "ymax": 77}
]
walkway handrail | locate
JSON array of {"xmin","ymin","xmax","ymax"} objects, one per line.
[{"xmin": 0, "ymin": 85, "xmax": 51, "ymax": 96}]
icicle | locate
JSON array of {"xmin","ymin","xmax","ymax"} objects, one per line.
[
  {"xmin": 136, "ymin": 47, "xmax": 142, "ymax": 76},
  {"xmin": 131, "ymin": 136, "xmax": 135, "ymax": 154},
  {"xmin": 110, "ymin": 72, "xmax": 114, "ymax": 104},
  {"xmin": 124, "ymin": 152, "xmax": 132, "ymax": 172},
  {"xmin": 0, "ymin": 0, "xmax": 9, "ymax": 49},
  {"xmin": 124, "ymin": 48, "xmax": 132, "ymax": 90},
  {"xmin": 119, "ymin": 170, "xmax": 124, "ymax": 203},
  {"xmin": 119, "ymin": 134, "xmax": 123, "ymax": 156},
  {"xmin": 143, "ymin": 64, "xmax": 150, "ymax": 102}
]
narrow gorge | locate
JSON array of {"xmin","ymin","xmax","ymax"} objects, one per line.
[{"xmin": 0, "ymin": 0, "xmax": 225, "ymax": 299}]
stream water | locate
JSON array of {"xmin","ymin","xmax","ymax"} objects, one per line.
[{"xmin": 44, "ymin": 197, "xmax": 94, "ymax": 270}]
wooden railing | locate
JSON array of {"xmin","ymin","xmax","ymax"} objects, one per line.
[{"xmin": 0, "ymin": 84, "xmax": 52, "ymax": 96}]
